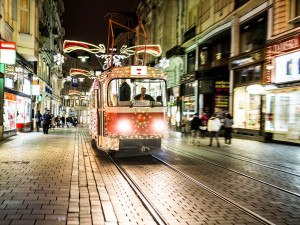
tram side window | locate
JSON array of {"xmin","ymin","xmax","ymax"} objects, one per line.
[
  {"xmin": 90, "ymin": 92, "xmax": 96, "ymax": 108},
  {"xmin": 107, "ymin": 78, "xmax": 167, "ymax": 107}
]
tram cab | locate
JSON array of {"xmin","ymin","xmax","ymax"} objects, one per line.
[{"xmin": 89, "ymin": 66, "xmax": 168, "ymax": 157}]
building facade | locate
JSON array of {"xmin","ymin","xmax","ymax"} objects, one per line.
[{"xmin": 0, "ymin": 0, "xmax": 65, "ymax": 140}]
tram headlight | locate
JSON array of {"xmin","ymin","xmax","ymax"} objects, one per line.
[
  {"xmin": 153, "ymin": 120, "xmax": 166, "ymax": 132},
  {"xmin": 118, "ymin": 120, "xmax": 131, "ymax": 133}
]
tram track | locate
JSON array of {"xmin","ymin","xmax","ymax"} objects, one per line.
[
  {"xmin": 108, "ymin": 154, "xmax": 169, "ymax": 225},
  {"xmin": 108, "ymin": 151, "xmax": 275, "ymax": 225},
  {"xmin": 151, "ymin": 155, "xmax": 275, "ymax": 225},
  {"xmin": 169, "ymin": 138, "xmax": 300, "ymax": 175},
  {"xmin": 167, "ymin": 146, "xmax": 300, "ymax": 197}
]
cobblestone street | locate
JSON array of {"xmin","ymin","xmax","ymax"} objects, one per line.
[{"xmin": 0, "ymin": 128, "xmax": 299, "ymax": 225}]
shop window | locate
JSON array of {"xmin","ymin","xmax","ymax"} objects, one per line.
[
  {"xmin": 240, "ymin": 14, "xmax": 267, "ymax": 53},
  {"xmin": 20, "ymin": 0, "xmax": 30, "ymax": 33},
  {"xmin": 199, "ymin": 46, "xmax": 210, "ymax": 65},
  {"xmin": 235, "ymin": 65, "xmax": 262, "ymax": 85},
  {"xmin": 214, "ymin": 37, "xmax": 230, "ymax": 60},
  {"xmin": 187, "ymin": 51, "xmax": 196, "ymax": 74}
]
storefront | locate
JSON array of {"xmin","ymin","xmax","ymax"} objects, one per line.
[
  {"xmin": 265, "ymin": 34, "xmax": 300, "ymax": 143},
  {"xmin": 181, "ymin": 73, "xmax": 198, "ymax": 126},
  {"xmin": 230, "ymin": 49, "xmax": 265, "ymax": 135},
  {"xmin": 167, "ymin": 86, "xmax": 180, "ymax": 131},
  {"xmin": 3, "ymin": 62, "xmax": 32, "ymax": 137}
]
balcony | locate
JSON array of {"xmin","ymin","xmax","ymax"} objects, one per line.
[
  {"xmin": 183, "ymin": 26, "xmax": 196, "ymax": 43},
  {"xmin": 166, "ymin": 45, "xmax": 185, "ymax": 58},
  {"xmin": 234, "ymin": 0, "xmax": 250, "ymax": 10}
]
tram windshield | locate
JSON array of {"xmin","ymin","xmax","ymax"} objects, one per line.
[{"xmin": 108, "ymin": 78, "xmax": 167, "ymax": 107}]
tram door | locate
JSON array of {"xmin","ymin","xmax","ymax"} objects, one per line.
[{"xmin": 97, "ymin": 85, "xmax": 102, "ymax": 147}]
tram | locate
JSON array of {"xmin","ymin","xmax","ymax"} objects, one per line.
[{"xmin": 89, "ymin": 65, "xmax": 168, "ymax": 157}]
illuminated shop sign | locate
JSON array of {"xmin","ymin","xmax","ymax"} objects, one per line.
[
  {"xmin": 275, "ymin": 50, "xmax": 300, "ymax": 83},
  {"xmin": 265, "ymin": 34, "xmax": 300, "ymax": 83},
  {"xmin": 215, "ymin": 81, "xmax": 229, "ymax": 108},
  {"xmin": 0, "ymin": 42, "xmax": 16, "ymax": 65},
  {"xmin": 32, "ymin": 85, "xmax": 41, "ymax": 95}
]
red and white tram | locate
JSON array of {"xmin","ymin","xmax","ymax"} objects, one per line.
[{"xmin": 89, "ymin": 66, "xmax": 168, "ymax": 157}]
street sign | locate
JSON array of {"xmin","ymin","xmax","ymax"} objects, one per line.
[
  {"xmin": 0, "ymin": 42, "xmax": 16, "ymax": 65},
  {"xmin": 72, "ymin": 78, "xmax": 78, "ymax": 87}
]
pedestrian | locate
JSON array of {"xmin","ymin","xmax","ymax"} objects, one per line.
[
  {"xmin": 189, "ymin": 113, "xmax": 201, "ymax": 146},
  {"xmin": 200, "ymin": 113, "xmax": 208, "ymax": 137},
  {"xmin": 69, "ymin": 116, "xmax": 73, "ymax": 127},
  {"xmin": 42, "ymin": 110, "xmax": 51, "ymax": 134},
  {"xmin": 66, "ymin": 116, "xmax": 70, "ymax": 128},
  {"xmin": 181, "ymin": 117, "xmax": 189, "ymax": 137},
  {"xmin": 34, "ymin": 110, "xmax": 42, "ymax": 132},
  {"xmin": 61, "ymin": 115, "xmax": 65, "ymax": 128},
  {"xmin": 73, "ymin": 117, "xmax": 78, "ymax": 127},
  {"xmin": 207, "ymin": 113, "xmax": 222, "ymax": 147},
  {"xmin": 55, "ymin": 115, "xmax": 60, "ymax": 128},
  {"xmin": 224, "ymin": 113, "xmax": 234, "ymax": 145},
  {"xmin": 50, "ymin": 114, "xmax": 55, "ymax": 130}
]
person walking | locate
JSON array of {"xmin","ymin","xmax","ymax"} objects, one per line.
[
  {"xmin": 207, "ymin": 113, "xmax": 222, "ymax": 147},
  {"xmin": 189, "ymin": 113, "xmax": 201, "ymax": 146},
  {"xmin": 66, "ymin": 116, "xmax": 70, "ymax": 128},
  {"xmin": 61, "ymin": 115, "xmax": 65, "ymax": 128},
  {"xmin": 42, "ymin": 110, "xmax": 51, "ymax": 134},
  {"xmin": 200, "ymin": 113, "xmax": 208, "ymax": 137},
  {"xmin": 73, "ymin": 117, "xmax": 78, "ymax": 127},
  {"xmin": 55, "ymin": 115, "xmax": 61, "ymax": 128},
  {"xmin": 34, "ymin": 110, "xmax": 42, "ymax": 132},
  {"xmin": 69, "ymin": 116, "xmax": 73, "ymax": 127},
  {"xmin": 50, "ymin": 114, "xmax": 55, "ymax": 130},
  {"xmin": 224, "ymin": 113, "xmax": 234, "ymax": 145}
]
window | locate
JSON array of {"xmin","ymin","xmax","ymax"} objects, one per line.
[
  {"xmin": 35, "ymin": 5, "xmax": 39, "ymax": 38},
  {"xmin": 235, "ymin": 65, "xmax": 262, "ymax": 85},
  {"xmin": 297, "ymin": 0, "xmax": 300, "ymax": 17},
  {"xmin": 240, "ymin": 14, "xmax": 267, "ymax": 53},
  {"xmin": 5, "ymin": 0, "xmax": 13, "ymax": 26},
  {"xmin": 20, "ymin": 0, "xmax": 30, "ymax": 33},
  {"xmin": 199, "ymin": 46, "xmax": 210, "ymax": 65},
  {"xmin": 107, "ymin": 78, "xmax": 167, "ymax": 107},
  {"xmin": 187, "ymin": 51, "xmax": 196, "ymax": 74}
]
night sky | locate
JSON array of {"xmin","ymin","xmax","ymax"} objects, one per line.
[{"xmin": 62, "ymin": 0, "xmax": 139, "ymax": 46}]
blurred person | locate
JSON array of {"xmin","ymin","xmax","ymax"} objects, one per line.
[
  {"xmin": 61, "ymin": 115, "xmax": 65, "ymax": 128},
  {"xmin": 189, "ymin": 113, "xmax": 201, "ymax": 146},
  {"xmin": 200, "ymin": 113, "xmax": 208, "ymax": 137},
  {"xmin": 42, "ymin": 110, "xmax": 51, "ymax": 134},
  {"xmin": 181, "ymin": 117, "xmax": 189, "ymax": 137},
  {"xmin": 50, "ymin": 114, "xmax": 55, "ymax": 130},
  {"xmin": 73, "ymin": 117, "xmax": 78, "ymax": 127},
  {"xmin": 55, "ymin": 115, "xmax": 61, "ymax": 128},
  {"xmin": 224, "ymin": 113, "xmax": 234, "ymax": 145},
  {"xmin": 119, "ymin": 79, "xmax": 131, "ymax": 101},
  {"xmin": 207, "ymin": 113, "xmax": 222, "ymax": 147},
  {"xmin": 134, "ymin": 87, "xmax": 154, "ymax": 101},
  {"xmin": 35, "ymin": 110, "xmax": 42, "ymax": 132}
]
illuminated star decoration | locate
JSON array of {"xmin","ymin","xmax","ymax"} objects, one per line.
[
  {"xmin": 63, "ymin": 40, "xmax": 105, "ymax": 54},
  {"xmin": 69, "ymin": 68, "xmax": 94, "ymax": 78},
  {"xmin": 96, "ymin": 54, "xmax": 129, "ymax": 70},
  {"xmin": 53, "ymin": 53, "xmax": 64, "ymax": 65},
  {"xmin": 159, "ymin": 57, "xmax": 170, "ymax": 69},
  {"xmin": 120, "ymin": 45, "xmax": 162, "ymax": 57}
]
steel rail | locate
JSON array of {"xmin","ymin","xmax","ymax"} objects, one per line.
[
  {"xmin": 152, "ymin": 155, "xmax": 276, "ymax": 225},
  {"xmin": 108, "ymin": 154, "xmax": 168, "ymax": 225},
  {"xmin": 168, "ymin": 138, "xmax": 300, "ymax": 177},
  {"xmin": 167, "ymin": 146, "xmax": 300, "ymax": 197}
]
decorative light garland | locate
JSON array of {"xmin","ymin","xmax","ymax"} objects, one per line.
[
  {"xmin": 120, "ymin": 45, "xmax": 162, "ymax": 57},
  {"xmin": 63, "ymin": 40, "xmax": 105, "ymax": 54},
  {"xmin": 96, "ymin": 54, "xmax": 129, "ymax": 70}
]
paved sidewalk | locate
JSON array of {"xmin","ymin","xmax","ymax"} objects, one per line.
[{"xmin": 0, "ymin": 128, "xmax": 116, "ymax": 225}]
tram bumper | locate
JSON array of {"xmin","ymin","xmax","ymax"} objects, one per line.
[{"xmin": 114, "ymin": 138, "xmax": 162, "ymax": 157}]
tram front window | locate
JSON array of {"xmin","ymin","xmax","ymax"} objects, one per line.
[{"xmin": 108, "ymin": 78, "xmax": 167, "ymax": 107}]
